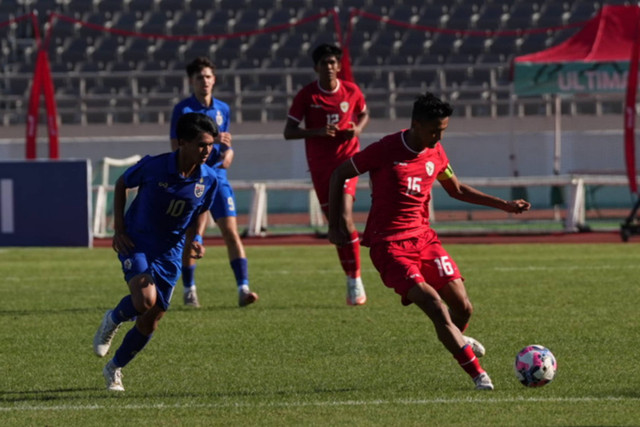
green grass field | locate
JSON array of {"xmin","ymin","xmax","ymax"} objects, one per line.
[{"xmin": 1, "ymin": 243, "xmax": 639, "ymax": 426}]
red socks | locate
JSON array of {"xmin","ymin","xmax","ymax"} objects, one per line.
[
  {"xmin": 454, "ymin": 344, "xmax": 484, "ymax": 379},
  {"xmin": 336, "ymin": 231, "xmax": 361, "ymax": 278}
]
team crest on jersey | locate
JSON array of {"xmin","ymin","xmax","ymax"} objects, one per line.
[
  {"xmin": 123, "ymin": 258, "xmax": 132, "ymax": 271},
  {"xmin": 340, "ymin": 101, "xmax": 349, "ymax": 113},
  {"xmin": 425, "ymin": 161, "xmax": 435, "ymax": 176},
  {"xmin": 215, "ymin": 110, "xmax": 224, "ymax": 126},
  {"xmin": 194, "ymin": 183, "xmax": 205, "ymax": 198}
]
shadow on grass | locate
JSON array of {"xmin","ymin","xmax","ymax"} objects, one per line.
[
  {"xmin": 0, "ymin": 307, "xmax": 109, "ymax": 317},
  {"xmin": 0, "ymin": 385, "xmax": 362, "ymax": 405}
]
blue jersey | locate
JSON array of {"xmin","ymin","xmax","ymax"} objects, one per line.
[
  {"xmin": 170, "ymin": 95, "xmax": 231, "ymax": 178},
  {"xmin": 122, "ymin": 151, "xmax": 218, "ymax": 257}
]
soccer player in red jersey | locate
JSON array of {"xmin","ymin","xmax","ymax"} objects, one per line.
[
  {"xmin": 284, "ymin": 44, "xmax": 370, "ymax": 306},
  {"xmin": 327, "ymin": 93, "xmax": 531, "ymax": 390}
]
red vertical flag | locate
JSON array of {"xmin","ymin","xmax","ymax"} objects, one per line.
[
  {"xmin": 24, "ymin": 48, "xmax": 59, "ymax": 159},
  {"xmin": 41, "ymin": 50, "xmax": 59, "ymax": 159},
  {"xmin": 624, "ymin": 6, "xmax": 640, "ymax": 194},
  {"xmin": 25, "ymin": 49, "xmax": 45, "ymax": 159}
]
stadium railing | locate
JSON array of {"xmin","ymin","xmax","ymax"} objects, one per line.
[
  {"xmin": 1, "ymin": 65, "xmax": 625, "ymax": 126},
  {"xmin": 92, "ymin": 167, "xmax": 636, "ymax": 238}
]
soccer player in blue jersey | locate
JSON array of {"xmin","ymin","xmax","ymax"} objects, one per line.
[
  {"xmin": 93, "ymin": 113, "xmax": 220, "ymax": 391},
  {"xmin": 170, "ymin": 56, "xmax": 258, "ymax": 308}
]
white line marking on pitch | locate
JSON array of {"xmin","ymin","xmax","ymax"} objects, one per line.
[{"xmin": 1, "ymin": 396, "xmax": 638, "ymax": 412}]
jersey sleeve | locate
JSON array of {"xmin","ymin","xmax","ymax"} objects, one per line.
[
  {"xmin": 122, "ymin": 155, "xmax": 152, "ymax": 188},
  {"xmin": 287, "ymin": 87, "xmax": 307, "ymax": 123},
  {"xmin": 351, "ymin": 140, "xmax": 386, "ymax": 175},
  {"xmin": 435, "ymin": 143, "xmax": 453, "ymax": 181},
  {"xmin": 354, "ymin": 86, "xmax": 367, "ymax": 115}
]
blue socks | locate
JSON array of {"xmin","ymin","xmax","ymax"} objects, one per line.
[
  {"xmin": 113, "ymin": 326, "xmax": 151, "ymax": 368},
  {"xmin": 111, "ymin": 295, "xmax": 139, "ymax": 324},
  {"xmin": 230, "ymin": 258, "xmax": 249, "ymax": 286},
  {"xmin": 182, "ymin": 264, "xmax": 196, "ymax": 289}
]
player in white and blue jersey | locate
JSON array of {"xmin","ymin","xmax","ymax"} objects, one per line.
[
  {"xmin": 170, "ymin": 56, "xmax": 258, "ymax": 308},
  {"xmin": 93, "ymin": 113, "xmax": 220, "ymax": 391}
]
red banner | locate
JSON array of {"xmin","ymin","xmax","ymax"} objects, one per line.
[{"xmin": 624, "ymin": 8, "xmax": 640, "ymax": 195}]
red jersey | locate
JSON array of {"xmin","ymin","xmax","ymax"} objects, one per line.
[
  {"xmin": 287, "ymin": 79, "xmax": 367, "ymax": 172},
  {"xmin": 351, "ymin": 130, "xmax": 452, "ymax": 246}
]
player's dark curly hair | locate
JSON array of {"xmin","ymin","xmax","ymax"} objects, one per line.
[
  {"xmin": 412, "ymin": 92, "xmax": 454, "ymax": 122},
  {"xmin": 176, "ymin": 113, "xmax": 219, "ymax": 141},
  {"xmin": 312, "ymin": 43, "xmax": 342, "ymax": 65},
  {"xmin": 185, "ymin": 56, "xmax": 216, "ymax": 77}
]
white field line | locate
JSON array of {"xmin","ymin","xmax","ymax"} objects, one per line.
[
  {"xmin": 492, "ymin": 264, "xmax": 640, "ymax": 272},
  {"xmin": 1, "ymin": 396, "xmax": 638, "ymax": 412}
]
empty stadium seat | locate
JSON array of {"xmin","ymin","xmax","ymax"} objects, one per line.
[
  {"xmin": 66, "ymin": 0, "xmax": 96, "ymax": 15},
  {"xmin": 568, "ymin": 0, "xmax": 600, "ymax": 23},
  {"xmin": 416, "ymin": 3, "xmax": 447, "ymax": 28},
  {"xmin": 111, "ymin": 12, "xmax": 140, "ymax": 32},
  {"xmin": 121, "ymin": 38, "xmax": 154, "ymax": 62},
  {"xmin": 536, "ymin": 2, "xmax": 569, "ymax": 27},
  {"xmin": 140, "ymin": 11, "xmax": 171, "ymax": 34},
  {"xmin": 445, "ymin": 3, "xmax": 477, "ymax": 29},
  {"xmin": 475, "ymin": 3, "xmax": 508, "ymax": 29},
  {"xmin": 518, "ymin": 32, "xmax": 549, "ymax": 55},
  {"xmin": 183, "ymin": 39, "xmax": 215, "ymax": 63},
  {"xmin": 397, "ymin": 31, "xmax": 428, "ymax": 58},
  {"xmin": 233, "ymin": 9, "xmax": 265, "ymax": 33},
  {"xmin": 97, "ymin": 0, "xmax": 126, "ymax": 14},
  {"xmin": 504, "ymin": 2, "xmax": 538, "ymax": 30},
  {"xmin": 201, "ymin": 11, "xmax": 231, "ymax": 35},
  {"xmin": 457, "ymin": 36, "xmax": 486, "ymax": 56},
  {"xmin": 170, "ymin": 10, "xmax": 201, "ymax": 36},
  {"xmin": 429, "ymin": 33, "xmax": 460, "ymax": 56},
  {"xmin": 128, "ymin": 0, "xmax": 156, "ymax": 14}
]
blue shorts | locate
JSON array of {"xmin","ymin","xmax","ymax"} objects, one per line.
[
  {"xmin": 118, "ymin": 251, "xmax": 179, "ymax": 311},
  {"xmin": 210, "ymin": 177, "xmax": 236, "ymax": 220}
]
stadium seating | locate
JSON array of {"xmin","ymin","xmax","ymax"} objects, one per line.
[{"xmin": 0, "ymin": 0, "xmax": 626, "ymax": 126}]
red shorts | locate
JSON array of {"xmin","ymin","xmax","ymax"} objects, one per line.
[
  {"xmin": 310, "ymin": 166, "xmax": 359, "ymax": 209},
  {"xmin": 369, "ymin": 229, "xmax": 463, "ymax": 305}
]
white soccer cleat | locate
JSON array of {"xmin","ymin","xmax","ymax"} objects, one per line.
[
  {"xmin": 473, "ymin": 372, "xmax": 494, "ymax": 391},
  {"xmin": 103, "ymin": 360, "xmax": 124, "ymax": 391},
  {"xmin": 464, "ymin": 335, "xmax": 486, "ymax": 358},
  {"xmin": 238, "ymin": 288, "xmax": 258, "ymax": 307},
  {"xmin": 346, "ymin": 276, "xmax": 367, "ymax": 306},
  {"xmin": 183, "ymin": 288, "xmax": 201, "ymax": 307},
  {"xmin": 93, "ymin": 310, "xmax": 120, "ymax": 357}
]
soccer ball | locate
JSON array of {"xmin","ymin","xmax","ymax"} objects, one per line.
[{"xmin": 514, "ymin": 345, "xmax": 557, "ymax": 387}]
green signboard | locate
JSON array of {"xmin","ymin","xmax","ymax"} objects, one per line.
[{"xmin": 514, "ymin": 61, "xmax": 633, "ymax": 96}]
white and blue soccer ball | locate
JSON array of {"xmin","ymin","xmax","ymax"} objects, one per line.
[{"xmin": 514, "ymin": 345, "xmax": 557, "ymax": 387}]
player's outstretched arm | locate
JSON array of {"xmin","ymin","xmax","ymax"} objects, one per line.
[
  {"xmin": 328, "ymin": 160, "xmax": 360, "ymax": 246},
  {"xmin": 440, "ymin": 175, "xmax": 531, "ymax": 214}
]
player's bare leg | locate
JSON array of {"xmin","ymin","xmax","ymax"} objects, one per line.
[
  {"xmin": 439, "ymin": 279, "xmax": 485, "ymax": 357},
  {"xmin": 408, "ymin": 282, "xmax": 493, "ymax": 390}
]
